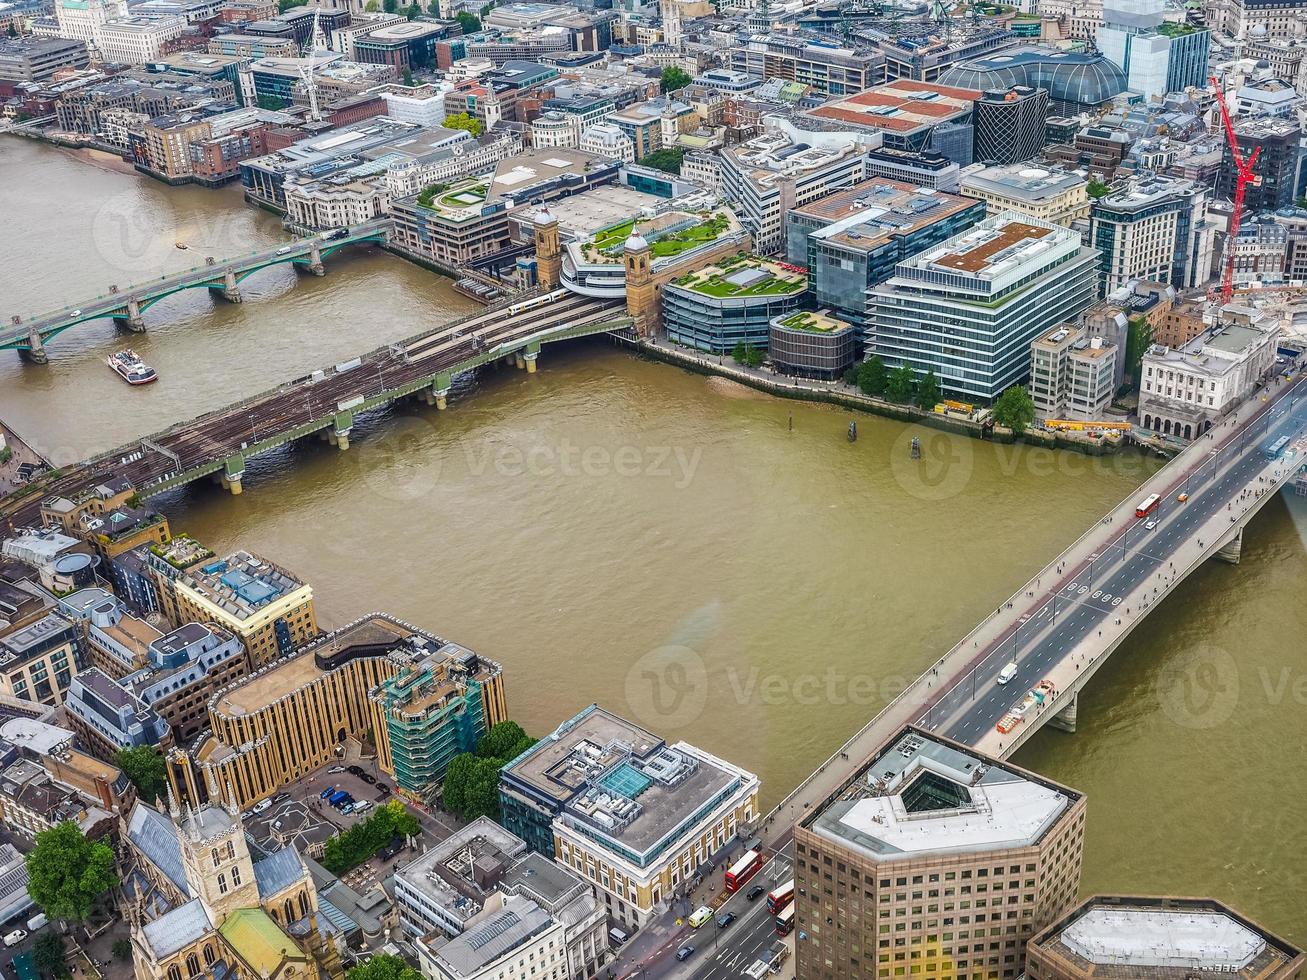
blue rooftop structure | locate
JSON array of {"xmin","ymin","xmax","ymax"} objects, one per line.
[
  {"xmin": 939, "ymin": 46, "xmax": 1126, "ymax": 114},
  {"xmin": 253, "ymin": 847, "xmax": 305, "ymax": 899},
  {"xmin": 127, "ymin": 802, "xmax": 190, "ymax": 898}
]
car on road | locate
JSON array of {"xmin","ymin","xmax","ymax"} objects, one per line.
[
  {"xmin": 676, "ymin": 946, "xmax": 695, "ymax": 962},
  {"xmin": 746, "ymin": 884, "xmax": 766, "ymax": 901},
  {"xmin": 1177, "ymin": 493, "xmax": 1189, "ymax": 502},
  {"xmin": 716, "ymin": 912, "xmax": 736, "ymax": 929},
  {"xmin": 4, "ymin": 930, "xmax": 26, "ymax": 948},
  {"xmin": 689, "ymin": 907, "xmax": 713, "ymax": 928},
  {"xmin": 69, "ymin": 310, "xmax": 81, "ymax": 318},
  {"xmin": 1144, "ymin": 520, "xmax": 1157, "ymax": 530},
  {"xmin": 997, "ymin": 662, "xmax": 1018, "ymax": 685},
  {"xmin": 275, "ymin": 246, "xmax": 292, "ymax": 255}
]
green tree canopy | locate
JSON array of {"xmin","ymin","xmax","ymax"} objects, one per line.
[
  {"xmin": 112, "ymin": 939, "xmax": 133, "ymax": 962},
  {"xmin": 33, "ymin": 933, "xmax": 66, "ymax": 978},
  {"xmin": 256, "ymin": 94, "xmax": 287, "ymax": 111},
  {"xmin": 885, "ymin": 363, "xmax": 916, "ymax": 404},
  {"xmin": 115, "ymin": 746, "xmax": 167, "ymax": 803},
  {"xmin": 731, "ymin": 341, "xmax": 764, "ymax": 368},
  {"xmin": 857, "ymin": 356, "xmax": 886, "ymax": 397},
  {"xmin": 477, "ymin": 721, "xmax": 534, "ymax": 761},
  {"xmin": 660, "ymin": 66, "xmax": 691, "ymax": 93},
  {"xmin": 404, "ymin": 2, "xmax": 420, "ymax": 17},
  {"xmin": 321, "ymin": 801, "xmax": 419, "ymax": 875},
  {"xmin": 1125, "ymin": 314, "xmax": 1153, "ymax": 383},
  {"xmin": 456, "ymin": 10, "xmax": 481, "ymax": 31},
  {"xmin": 26, "ymin": 822, "xmax": 117, "ymax": 922},
  {"xmin": 442, "ymin": 753, "xmax": 502, "ymax": 822},
  {"xmin": 642, "ymin": 147, "xmax": 684, "ymax": 174},
  {"xmin": 916, "ymin": 369, "xmax": 942, "ymax": 410},
  {"xmin": 993, "ymin": 385, "xmax": 1036, "ymax": 434},
  {"xmin": 277, "ymin": 0, "xmax": 307, "ymax": 11},
  {"xmin": 382, "ymin": 0, "xmax": 399, "ymax": 12},
  {"xmin": 347, "ymin": 954, "xmax": 422, "ymax": 980},
  {"xmin": 1086, "ymin": 178, "xmax": 1110, "ymax": 199},
  {"xmin": 444, "ymin": 111, "xmax": 482, "ymax": 136}
]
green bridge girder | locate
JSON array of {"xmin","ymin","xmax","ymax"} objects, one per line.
[
  {"xmin": 138, "ymin": 314, "xmax": 633, "ymax": 498},
  {"xmin": 2, "ymin": 232, "xmax": 389, "ymax": 350}
]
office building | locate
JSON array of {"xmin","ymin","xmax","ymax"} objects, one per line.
[
  {"xmin": 960, "ymin": 164, "xmax": 1089, "ymax": 227},
  {"xmin": 939, "ymin": 46, "xmax": 1125, "ymax": 116},
  {"xmin": 64, "ymin": 667, "xmax": 171, "ymax": 758},
  {"xmin": 863, "ymin": 146, "xmax": 961, "ymax": 190},
  {"xmin": 498, "ymin": 704, "xmax": 760, "ymax": 930},
  {"xmin": 803, "ymin": 78, "xmax": 980, "ymax": 155},
  {"xmin": 0, "ymin": 37, "xmax": 89, "ymax": 84},
  {"xmin": 973, "ymin": 85, "xmax": 1048, "ymax": 164},
  {"xmin": 353, "ymin": 20, "xmax": 449, "ymax": 71},
  {"xmin": 1138, "ymin": 304, "xmax": 1279, "ymax": 439},
  {"xmin": 1089, "ymin": 174, "xmax": 1215, "ymax": 295},
  {"xmin": 719, "ymin": 125, "xmax": 871, "ymax": 254},
  {"xmin": 1209, "ymin": 0, "xmax": 1305, "ymax": 38},
  {"xmin": 1025, "ymin": 895, "xmax": 1305, "ymax": 979},
  {"xmin": 396, "ymin": 817, "xmax": 609, "ymax": 980},
  {"xmin": 785, "ymin": 177, "xmax": 986, "ymax": 341},
  {"xmin": 144, "ymin": 540, "xmax": 315, "ymax": 667},
  {"xmin": 392, "ymin": 149, "xmax": 622, "ymax": 267},
  {"xmin": 729, "ymin": 33, "xmax": 886, "ymax": 97},
  {"xmin": 769, "ymin": 309, "xmax": 859, "ymax": 379},
  {"xmin": 208, "ymin": 31, "xmax": 297, "ymax": 57},
  {"xmin": 0, "ymin": 611, "xmax": 87, "ymax": 709},
  {"xmin": 1096, "ymin": 0, "xmax": 1210, "ymax": 100},
  {"xmin": 58, "ymin": 587, "xmax": 160, "ymax": 678},
  {"xmin": 794, "ymin": 726, "xmax": 1086, "ymax": 980},
  {"xmin": 53, "ymin": 0, "xmax": 127, "ymax": 51},
  {"xmin": 868, "ymin": 211, "xmax": 1099, "ymax": 401},
  {"xmin": 1217, "ymin": 116, "xmax": 1304, "ymax": 212},
  {"xmin": 661, "ymin": 255, "xmax": 808, "ymax": 353},
  {"xmin": 127, "ymin": 622, "xmax": 248, "ymax": 743},
  {"xmin": 170, "ymin": 614, "xmax": 505, "ymax": 809},
  {"xmin": 1029, "ymin": 325, "xmax": 1118, "ymax": 420},
  {"xmin": 97, "ymin": 15, "xmax": 189, "ymax": 64}
]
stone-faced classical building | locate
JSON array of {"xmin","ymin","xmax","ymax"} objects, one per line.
[{"xmin": 125, "ymin": 785, "xmax": 343, "ymax": 980}]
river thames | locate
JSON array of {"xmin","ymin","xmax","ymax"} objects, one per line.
[{"xmin": 2, "ymin": 137, "xmax": 1304, "ymax": 941}]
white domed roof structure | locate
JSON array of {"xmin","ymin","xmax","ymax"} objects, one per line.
[{"xmin": 625, "ymin": 231, "xmax": 649, "ymax": 251}]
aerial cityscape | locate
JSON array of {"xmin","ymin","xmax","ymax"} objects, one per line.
[{"xmin": 0, "ymin": 0, "xmax": 1305, "ymax": 973}]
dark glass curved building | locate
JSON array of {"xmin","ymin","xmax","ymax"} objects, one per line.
[{"xmin": 940, "ymin": 46, "xmax": 1126, "ymax": 116}]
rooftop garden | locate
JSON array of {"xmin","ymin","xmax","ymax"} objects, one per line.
[
  {"xmin": 676, "ymin": 253, "xmax": 807, "ymax": 299},
  {"xmin": 779, "ymin": 311, "xmax": 848, "ymax": 332},
  {"xmin": 584, "ymin": 211, "xmax": 733, "ymax": 262},
  {"xmin": 1155, "ymin": 20, "xmax": 1198, "ymax": 35},
  {"xmin": 415, "ymin": 180, "xmax": 488, "ymax": 213}
]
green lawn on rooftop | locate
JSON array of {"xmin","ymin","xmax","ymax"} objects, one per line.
[{"xmin": 688, "ymin": 271, "xmax": 805, "ymax": 299}]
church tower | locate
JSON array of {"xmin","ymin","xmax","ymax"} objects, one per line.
[
  {"xmin": 174, "ymin": 780, "xmax": 260, "ymax": 921},
  {"xmin": 533, "ymin": 207, "xmax": 562, "ymax": 289},
  {"xmin": 624, "ymin": 230, "xmax": 657, "ymax": 337}
]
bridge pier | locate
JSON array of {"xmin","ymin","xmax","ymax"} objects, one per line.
[
  {"xmin": 305, "ymin": 243, "xmax": 325, "ymax": 276},
  {"xmin": 1216, "ymin": 527, "xmax": 1243, "ymax": 565},
  {"xmin": 113, "ymin": 298, "xmax": 146, "ymax": 332},
  {"xmin": 1046, "ymin": 691, "xmax": 1078, "ymax": 734},
  {"xmin": 20, "ymin": 325, "xmax": 48, "ymax": 364},
  {"xmin": 524, "ymin": 342, "xmax": 539, "ymax": 374},
  {"xmin": 216, "ymin": 270, "xmax": 242, "ymax": 303},
  {"xmin": 329, "ymin": 411, "xmax": 353, "ymax": 450},
  {"xmin": 514, "ymin": 351, "xmax": 525, "ymax": 370},
  {"xmin": 221, "ymin": 455, "xmax": 245, "ymax": 495}
]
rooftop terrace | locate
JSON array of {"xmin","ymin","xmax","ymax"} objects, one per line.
[{"xmin": 672, "ymin": 255, "xmax": 807, "ymax": 300}]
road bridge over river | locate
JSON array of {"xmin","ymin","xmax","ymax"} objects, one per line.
[
  {"xmin": 620, "ymin": 372, "xmax": 1307, "ymax": 980},
  {"xmin": 4, "ymin": 220, "xmax": 392, "ymax": 362}
]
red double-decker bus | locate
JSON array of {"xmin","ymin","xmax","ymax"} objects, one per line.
[
  {"xmin": 1135, "ymin": 493, "xmax": 1161, "ymax": 518},
  {"xmin": 724, "ymin": 849, "xmax": 763, "ymax": 892},
  {"xmin": 766, "ymin": 880, "xmax": 794, "ymax": 914},
  {"xmin": 775, "ymin": 901, "xmax": 795, "ymax": 937}
]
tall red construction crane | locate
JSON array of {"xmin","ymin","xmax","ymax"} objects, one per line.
[{"xmin": 1210, "ymin": 74, "xmax": 1261, "ymax": 305}]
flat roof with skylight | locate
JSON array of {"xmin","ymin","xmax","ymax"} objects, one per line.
[{"xmin": 805, "ymin": 726, "xmax": 1079, "ymax": 860}]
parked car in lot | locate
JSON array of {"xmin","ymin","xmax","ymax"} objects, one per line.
[
  {"xmin": 251, "ymin": 799, "xmax": 272, "ymax": 814},
  {"xmin": 319, "ymin": 789, "xmax": 334, "ymax": 800},
  {"xmin": 4, "ymin": 930, "xmax": 26, "ymax": 947},
  {"xmin": 328, "ymin": 766, "xmax": 346, "ymax": 774}
]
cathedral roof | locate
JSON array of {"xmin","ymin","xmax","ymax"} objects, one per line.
[
  {"xmin": 127, "ymin": 802, "xmax": 190, "ymax": 898},
  {"xmin": 141, "ymin": 898, "xmax": 214, "ymax": 958},
  {"xmin": 253, "ymin": 847, "xmax": 305, "ymax": 899},
  {"xmin": 219, "ymin": 908, "xmax": 305, "ymax": 978}
]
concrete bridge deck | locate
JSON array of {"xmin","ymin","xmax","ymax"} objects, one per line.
[
  {"xmin": 4, "ymin": 219, "xmax": 392, "ymax": 361},
  {"xmin": 1, "ymin": 289, "xmax": 628, "ymax": 526},
  {"xmin": 628, "ymin": 372, "xmax": 1307, "ymax": 980}
]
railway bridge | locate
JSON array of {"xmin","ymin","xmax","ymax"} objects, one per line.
[{"xmin": 4, "ymin": 219, "xmax": 392, "ymax": 363}]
